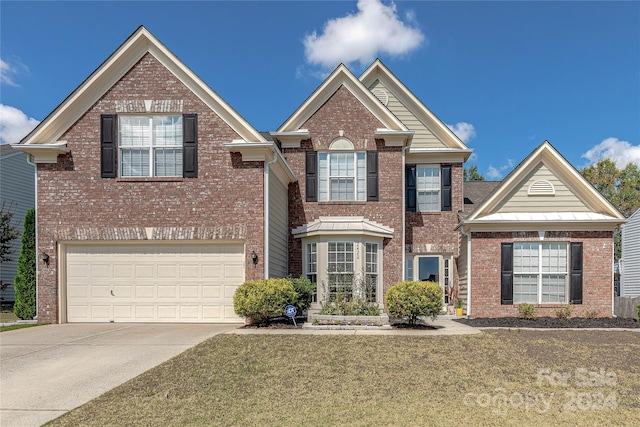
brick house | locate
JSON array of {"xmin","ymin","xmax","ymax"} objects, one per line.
[{"xmin": 13, "ymin": 27, "xmax": 625, "ymax": 323}]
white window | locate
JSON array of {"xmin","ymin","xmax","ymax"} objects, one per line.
[
  {"xmin": 318, "ymin": 152, "xmax": 366, "ymax": 201},
  {"xmin": 513, "ymin": 243, "xmax": 568, "ymax": 304},
  {"xmin": 417, "ymin": 165, "xmax": 440, "ymax": 211},
  {"xmin": 365, "ymin": 243, "xmax": 378, "ymax": 302},
  {"xmin": 327, "ymin": 241, "xmax": 355, "ymax": 300},
  {"xmin": 119, "ymin": 115, "xmax": 183, "ymax": 177},
  {"xmin": 306, "ymin": 243, "xmax": 318, "ymax": 302}
]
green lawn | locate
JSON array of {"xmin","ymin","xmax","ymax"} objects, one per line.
[{"xmin": 48, "ymin": 330, "xmax": 640, "ymax": 426}]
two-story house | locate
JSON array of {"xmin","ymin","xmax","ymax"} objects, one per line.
[{"xmin": 13, "ymin": 27, "xmax": 624, "ymax": 323}]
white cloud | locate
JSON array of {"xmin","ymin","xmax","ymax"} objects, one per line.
[
  {"xmin": 581, "ymin": 137, "xmax": 640, "ymax": 168},
  {"xmin": 0, "ymin": 59, "xmax": 19, "ymax": 86},
  {"xmin": 486, "ymin": 159, "xmax": 515, "ymax": 180},
  {"xmin": 303, "ymin": 0, "xmax": 424, "ymax": 70},
  {"xmin": 0, "ymin": 104, "xmax": 40, "ymax": 145},
  {"xmin": 446, "ymin": 122, "xmax": 476, "ymax": 144}
]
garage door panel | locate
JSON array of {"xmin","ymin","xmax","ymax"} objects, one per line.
[{"xmin": 66, "ymin": 243, "xmax": 245, "ymax": 323}]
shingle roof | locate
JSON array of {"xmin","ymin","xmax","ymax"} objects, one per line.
[
  {"xmin": 460, "ymin": 181, "xmax": 501, "ymax": 219},
  {"xmin": 0, "ymin": 144, "xmax": 17, "ymax": 158}
]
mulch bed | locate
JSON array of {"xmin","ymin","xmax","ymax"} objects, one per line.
[
  {"xmin": 454, "ymin": 316, "xmax": 640, "ymax": 329},
  {"xmin": 241, "ymin": 317, "xmax": 303, "ymax": 329}
]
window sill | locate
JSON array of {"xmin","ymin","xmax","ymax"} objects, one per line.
[
  {"xmin": 318, "ymin": 201, "xmax": 368, "ymax": 205},
  {"xmin": 116, "ymin": 177, "xmax": 185, "ymax": 182}
]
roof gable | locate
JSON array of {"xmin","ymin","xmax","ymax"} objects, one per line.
[
  {"xmin": 360, "ymin": 59, "xmax": 470, "ymax": 154},
  {"xmin": 464, "ymin": 141, "xmax": 625, "ymax": 226},
  {"xmin": 20, "ymin": 26, "xmax": 265, "ymax": 146},
  {"xmin": 277, "ymin": 64, "xmax": 407, "ymax": 133}
]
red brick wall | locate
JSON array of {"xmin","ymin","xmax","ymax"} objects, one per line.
[
  {"xmin": 36, "ymin": 53, "xmax": 265, "ymax": 323},
  {"xmin": 470, "ymin": 231, "xmax": 614, "ymax": 318},
  {"xmin": 286, "ymin": 85, "xmax": 404, "ymax": 299}
]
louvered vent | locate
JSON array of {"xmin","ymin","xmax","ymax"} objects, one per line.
[
  {"xmin": 372, "ymin": 88, "xmax": 389, "ymax": 106},
  {"xmin": 528, "ymin": 180, "xmax": 555, "ymax": 196}
]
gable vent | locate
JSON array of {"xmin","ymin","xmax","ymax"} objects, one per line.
[
  {"xmin": 528, "ymin": 180, "xmax": 555, "ymax": 196},
  {"xmin": 371, "ymin": 88, "xmax": 389, "ymax": 106}
]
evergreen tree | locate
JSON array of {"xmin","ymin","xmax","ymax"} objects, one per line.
[{"xmin": 14, "ymin": 208, "xmax": 36, "ymax": 319}]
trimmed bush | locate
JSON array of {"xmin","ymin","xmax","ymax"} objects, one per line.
[
  {"xmin": 518, "ymin": 303, "xmax": 537, "ymax": 320},
  {"xmin": 553, "ymin": 304, "xmax": 573, "ymax": 319},
  {"xmin": 287, "ymin": 276, "xmax": 315, "ymax": 312},
  {"xmin": 14, "ymin": 209, "xmax": 36, "ymax": 320},
  {"xmin": 385, "ymin": 281, "xmax": 443, "ymax": 325},
  {"xmin": 233, "ymin": 278, "xmax": 297, "ymax": 323}
]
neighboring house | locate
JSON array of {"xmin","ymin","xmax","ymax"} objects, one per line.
[
  {"xmin": 457, "ymin": 142, "xmax": 625, "ymax": 317},
  {"xmin": 0, "ymin": 144, "xmax": 35, "ymax": 304},
  {"xmin": 620, "ymin": 208, "xmax": 640, "ymax": 297},
  {"xmin": 12, "ymin": 27, "xmax": 625, "ymax": 323}
]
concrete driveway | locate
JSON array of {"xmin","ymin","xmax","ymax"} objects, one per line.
[{"xmin": 0, "ymin": 323, "xmax": 241, "ymax": 427}]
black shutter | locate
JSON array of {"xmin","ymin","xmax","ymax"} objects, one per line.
[
  {"xmin": 306, "ymin": 150, "xmax": 317, "ymax": 202},
  {"xmin": 406, "ymin": 164, "xmax": 416, "ymax": 212},
  {"xmin": 441, "ymin": 164, "xmax": 452, "ymax": 211},
  {"xmin": 501, "ymin": 243, "xmax": 514, "ymax": 305},
  {"xmin": 183, "ymin": 114, "xmax": 198, "ymax": 178},
  {"xmin": 569, "ymin": 242, "xmax": 583, "ymax": 304},
  {"xmin": 100, "ymin": 114, "xmax": 117, "ymax": 178},
  {"xmin": 367, "ymin": 151, "xmax": 378, "ymax": 201}
]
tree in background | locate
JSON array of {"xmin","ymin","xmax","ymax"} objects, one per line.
[
  {"xmin": 14, "ymin": 208, "xmax": 36, "ymax": 319},
  {"xmin": 0, "ymin": 201, "xmax": 20, "ymax": 263},
  {"xmin": 464, "ymin": 164, "xmax": 485, "ymax": 181},
  {"xmin": 581, "ymin": 159, "xmax": 640, "ymax": 260}
]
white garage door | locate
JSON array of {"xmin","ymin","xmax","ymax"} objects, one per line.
[{"xmin": 65, "ymin": 243, "xmax": 245, "ymax": 323}]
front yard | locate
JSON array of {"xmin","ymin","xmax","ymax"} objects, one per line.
[{"xmin": 49, "ymin": 330, "xmax": 639, "ymax": 426}]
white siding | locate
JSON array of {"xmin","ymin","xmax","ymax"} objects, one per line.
[
  {"xmin": 621, "ymin": 209, "xmax": 640, "ymax": 297},
  {"xmin": 268, "ymin": 171, "xmax": 288, "ymax": 278},
  {"xmin": 458, "ymin": 232, "xmax": 468, "ymax": 302},
  {"xmin": 368, "ymin": 80, "xmax": 448, "ymax": 149},
  {"xmin": 0, "ymin": 151, "xmax": 35, "ymax": 303},
  {"xmin": 495, "ymin": 163, "xmax": 590, "ymax": 213}
]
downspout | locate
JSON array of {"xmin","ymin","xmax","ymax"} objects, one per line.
[
  {"xmin": 402, "ymin": 145, "xmax": 410, "ymax": 281},
  {"xmin": 26, "ymin": 154, "xmax": 38, "ymax": 320},
  {"xmin": 460, "ymin": 225, "xmax": 472, "ymax": 317},
  {"xmin": 264, "ymin": 152, "xmax": 277, "ymax": 279}
]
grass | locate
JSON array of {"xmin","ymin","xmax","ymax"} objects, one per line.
[
  {"xmin": 0, "ymin": 307, "xmax": 20, "ymax": 322},
  {"xmin": 48, "ymin": 330, "xmax": 640, "ymax": 426},
  {"xmin": 0, "ymin": 323, "xmax": 39, "ymax": 332}
]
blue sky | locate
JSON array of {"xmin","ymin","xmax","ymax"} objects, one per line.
[{"xmin": 1, "ymin": 0, "xmax": 639, "ymax": 179}]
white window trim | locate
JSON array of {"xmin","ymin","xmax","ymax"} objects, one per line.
[
  {"xmin": 416, "ymin": 164, "xmax": 441, "ymax": 212},
  {"xmin": 119, "ymin": 115, "xmax": 183, "ymax": 178},
  {"xmin": 513, "ymin": 242, "xmax": 569, "ymax": 304},
  {"xmin": 318, "ymin": 152, "xmax": 366, "ymax": 202},
  {"xmin": 302, "ymin": 236, "xmax": 384, "ymax": 309}
]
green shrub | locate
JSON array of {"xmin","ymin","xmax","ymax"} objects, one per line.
[
  {"xmin": 636, "ymin": 305, "xmax": 639, "ymax": 322},
  {"xmin": 554, "ymin": 304, "xmax": 573, "ymax": 319},
  {"xmin": 14, "ymin": 209, "xmax": 36, "ymax": 320},
  {"xmin": 385, "ymin": 281, "xmax": 443, "ymax": 325},
  {"xmin": 584, "ymin": 309, "xmax": 601, "ymax": 319},
  {"xmin": 233, "ymin": 278, "xmax": 297, "ymax": 323},
  {"xmin": 517, "ymin": 303, "xmax": 537, "ymax": 320},
  {"xmin": 287, "ymin": 276, "xmax": 315, "ymax": 312}
]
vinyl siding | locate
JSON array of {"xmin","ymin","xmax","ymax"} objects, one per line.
[
  {"xmin": 495, "ymin": 163, "xmax": 590, "ymax": 213},
  {"xmin": 0, "ymin": 151, "xmax": 35, "ymax": 303},
  {"xmin": 458, "ymin": 232, "xmax": 468, "ymax": 302},
  {"xmin": 268, "ymin": 171, "xmax": 288, "ymax": 278},
  {"xmin": 368, "ymin": 80, "xmax": 447, "ymax": 149},
  {"xmin": 621, "ymin": 209, "xmax": 640, "ymax": 297}
]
